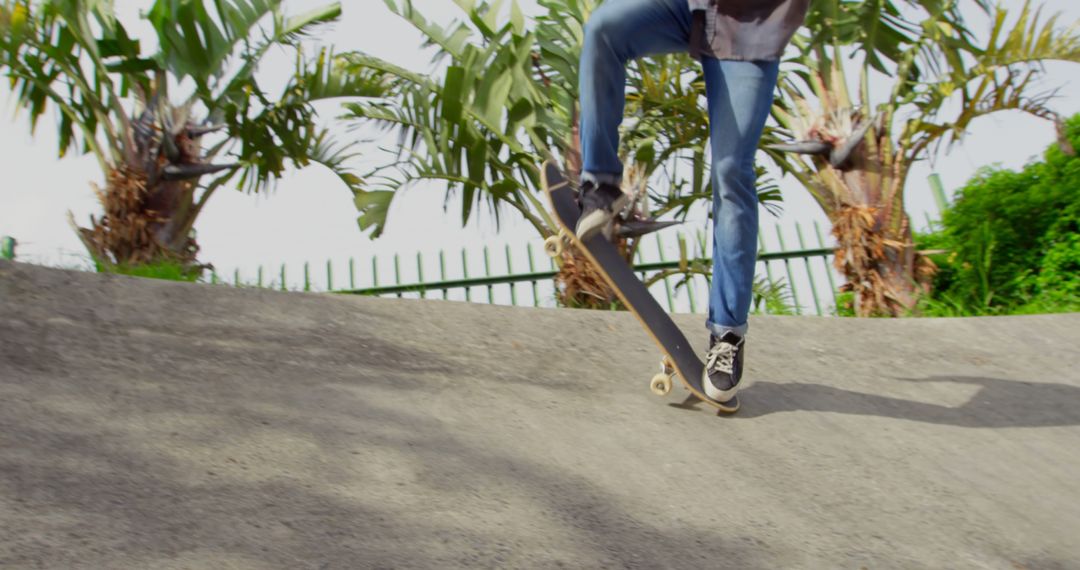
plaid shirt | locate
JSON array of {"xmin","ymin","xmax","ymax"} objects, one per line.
[{"xmin": 689, "ymin": 0, "xmax": 810, "ymax": 61}]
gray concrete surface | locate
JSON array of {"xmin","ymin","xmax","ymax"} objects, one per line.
[{"xmin": 1, "ymin": 259, "xmax": 1079, "ymax": 569}]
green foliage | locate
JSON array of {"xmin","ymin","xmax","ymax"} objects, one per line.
[
  {"xmin": 0, "ymin": 0, "xmax": 389, "ymax": 227},
  {"xmin": 100, "ymin": 259, "xmax": 202, "ymax": 282},
  {"xmin": 0, "ymin": 0, "xmax": 396, "ymax": 272},
  {"xmin": 833, "ymin": 290, "xmax": 855, "ymax": 317},
  {"xmin": 770, "ymin": 0, "xmax": 1080, "ymax": 316},
  {"xmin": 0, "ymin": 236, "xmax": 14, "ymax": 260},
  {"xmin": 559, "ymin": 296, "xmax": 626, "ymax": 312},
  {"xmin": 342, "ymin": 0, "xmax": 782, "ymax": 240},
  {"xmin": 340, "ymin": 0, "xmax": 557, "ymax": 237},
  {"xmin": 750, "ymin": 276, "xmax": 796, "ymax": 316},
  {"xmin": 1033, "ymin": 210, "xmax": 1080, "ymax": 305},
  {"xmin": 775, "ymin": 0, "xmax": 1080, "ymax": 219},
  {"xmin": 919, "ymin": 114, "xmax": 1080, "ymax": 315}
]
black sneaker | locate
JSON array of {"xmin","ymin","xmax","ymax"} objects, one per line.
[
  {"xmin": 575, "ymin": 180, "xmax": 628, "ymax": 241},
  {"xmin": 701, "ymin": 332, "xmax": 745, "ymax": 403}
]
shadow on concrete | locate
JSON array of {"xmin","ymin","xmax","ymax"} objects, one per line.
[
  {"xmin": 736, "ymin": 376, "xmax": 1080, "ymax": 428},
  {"xmin": 1, "ymin": 378, "xmax": 767, "ymax": 569}
]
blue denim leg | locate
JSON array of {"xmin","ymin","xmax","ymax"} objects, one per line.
[
  {"xmin": 701, "ymin": 59, "xmax": 780, "ymax": 338},
  {"xmin": 578, "ymin": 1, "xmax": 778, "ymax": 339},
  {"xmin": 579, "ymin": 0, "xmax": 691, "ymax": 183}
]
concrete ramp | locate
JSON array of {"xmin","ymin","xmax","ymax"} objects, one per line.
[{"xmin": 2, "ymin": 259, "xmax": 1079, "ymax": 569}]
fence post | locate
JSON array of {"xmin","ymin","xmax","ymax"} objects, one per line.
[
  {"xmin": 526, "ymin": 243, "xmax": 541, "ymax": 307},
  {"xmin": 280, "ymin": 264, "xmax": 287, "ymax": 292},
  {"xmin": 1, "ymin": 236, "xmax": 15, "ymax": 260},
  {"xmin": 677, "ymin": 232, "xmax": 697, "ymax": 314},
  {"xmin": 416, "ymin": 252, "xmax": 426, "ymax": 299},
  {"xmin": 439, "ymin": 250, "xmax": 448, "ymax": 300},
  {"xmin": 349, "ymin": 258, "xmax": 356, "ymax": 290},
  {"xmin": 696, "ymin": 228, "xmax": 711, "ymax": 303},
  {"xmin": 304, "ymin": 262, "xmax": 311, "ymax": 292},
  {"xmin": 483, "ymin": 246, "xmax": 494, "ymax": 304},
  {"xmin": 505, "ymin": 245, "xmax": 517, "ymax": 306},
  {"xmin": 928, "ymin": 173, "xmax": 948, "ymax": 216},
  {"xmin": 655, "ymin": 234, "xmax": 676, "ymax": 312},
  {"xmin": 759, "ymin": 233, "xmax": 776, "ymax": 288},
  {"xmin": 775, "ymin": 225, "xmax": 801, "ymax": 315},
  {"xmin": 461, "ymin": 249, "xmax": 471, "ymax": 302},
  {"xmin": 795, "ymin": 223, "xmax": 822, "ymax": 316},
  {"xmin": 393, "ymin": 254, "xmax": 402, "ymax": 298},
  {"xmin": 814, "ymin": 221, "xmax": 839, "ymax": 309}
]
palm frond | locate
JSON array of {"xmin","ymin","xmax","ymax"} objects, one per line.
[
  {"xmin": 292, "ymin": 48, "xmax": 395, "ymax": 103},
  {"xmin": 276, "ymin": 2, "xmax": 340, "ymax": 43}
]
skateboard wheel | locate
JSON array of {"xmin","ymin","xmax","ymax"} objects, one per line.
[
  {"xmin": 544, "ymin": 235, "xmax": 564, "ymax": 258},
  {"xmin": 650, "ymin": 373, "xmax": 673, "ymax": 396}
]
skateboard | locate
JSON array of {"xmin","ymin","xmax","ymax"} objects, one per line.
[{"xmin": 540, "ymin": 160, "xmax": 739, "ymax": 413}]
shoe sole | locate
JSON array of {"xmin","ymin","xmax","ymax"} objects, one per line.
[
  {"xmin": 702, "ymin": 375, "xmax": 740, "ymax": 403},
  {"xmin": 576, "ymin": 194, "xmax": 629, "ymax": 241}
]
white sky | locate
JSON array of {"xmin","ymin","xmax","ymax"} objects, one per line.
[{"xmin": 2, "ymin": 0, "xmax": 1079, "ymax": 310}]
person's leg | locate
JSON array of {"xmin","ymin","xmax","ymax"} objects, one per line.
[
  {"xmin": 575, "ymin": 0, "xmax": 692, "ymax": 239},
  {"xmin": 699, "ymin": 58, "xmax": 779, "ymax": 401},
  {"xmin": 578, "ymin": 0, "xmax": 692, "ymax": 185},
  {"xmin": 703, "ymin": 58, "xmax": 779, "ymax": 337}
]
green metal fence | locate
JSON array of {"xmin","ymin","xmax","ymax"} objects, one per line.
[
  {"xmin": 1, "ymin": 175, "xmax": 953, "ymax": 315},
  {"xmin": 1, "ymin": 227, "xmax": 838, "ymax": 315},
  {"xmin": 210, "ymin": 226, "xmax": 841, "ymax": 316}
]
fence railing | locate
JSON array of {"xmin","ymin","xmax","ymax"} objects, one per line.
[
  {"xmin": 206, "ymin": 222, "xmax": 842, "ymax": 316},
  {"xmin": 2, "ymin": 224, "xmax": 843, "ymax": 316},
  {"xmin": 5, "ymin": 175, "xmax": 952, "ymax": 316},
  {"xmin": 340, "ymin": 246, "xmax": 831, "ymax": 294}
]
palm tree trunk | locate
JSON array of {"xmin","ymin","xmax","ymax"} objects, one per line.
[
  {"xmin": 831, "ymin": 202, "xmax": 932, "ymax": 317},
  {"xmin": 75, "ymin": 164, "xmax": 202, "ymax": 276}
]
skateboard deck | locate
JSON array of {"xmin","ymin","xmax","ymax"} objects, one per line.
[{"xmin": 540, "ymin": 160, "xmax": 738, "ymax": 413}]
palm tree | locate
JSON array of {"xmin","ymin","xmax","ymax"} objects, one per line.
[
  {"xmin": 768, "ymin": 0, "xmax": 1080, "ymax": 316},
  {"xmin": 0, "ymin": 0, "xmax": 391, "ymax": 277},
  {"xmin": 346, "ymin": 0, "xmax": 1080, "ymax": 316},
  {"xmin": 342, "ymin": 0, "xmax": 783, "ymax": 308}
]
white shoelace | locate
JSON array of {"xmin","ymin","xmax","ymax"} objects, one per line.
[{"xmin": 704, "ymin": 341, "xmax": 737, "ymax": 374}]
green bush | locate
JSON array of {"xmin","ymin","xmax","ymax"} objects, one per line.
[
  {"xmin": 918, "ymin": 114, "xmax": 1080, "ymax": 315},
  {"xmin": 1021, "ymin": 206, "xmax": 1080, "ymax": 312}
]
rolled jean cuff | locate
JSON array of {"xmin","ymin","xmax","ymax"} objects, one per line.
[
  {"xmin": 581, "ymin": 171, "xmax": 622, "ymax": 187},
  {"xmin": 706, "ymin": 320, "xmax": 748, "ymax": 338}
]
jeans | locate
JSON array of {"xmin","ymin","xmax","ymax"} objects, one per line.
[{"xmin": 579, "ymin": 0, "xmax": 779, "ymax": 338}]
